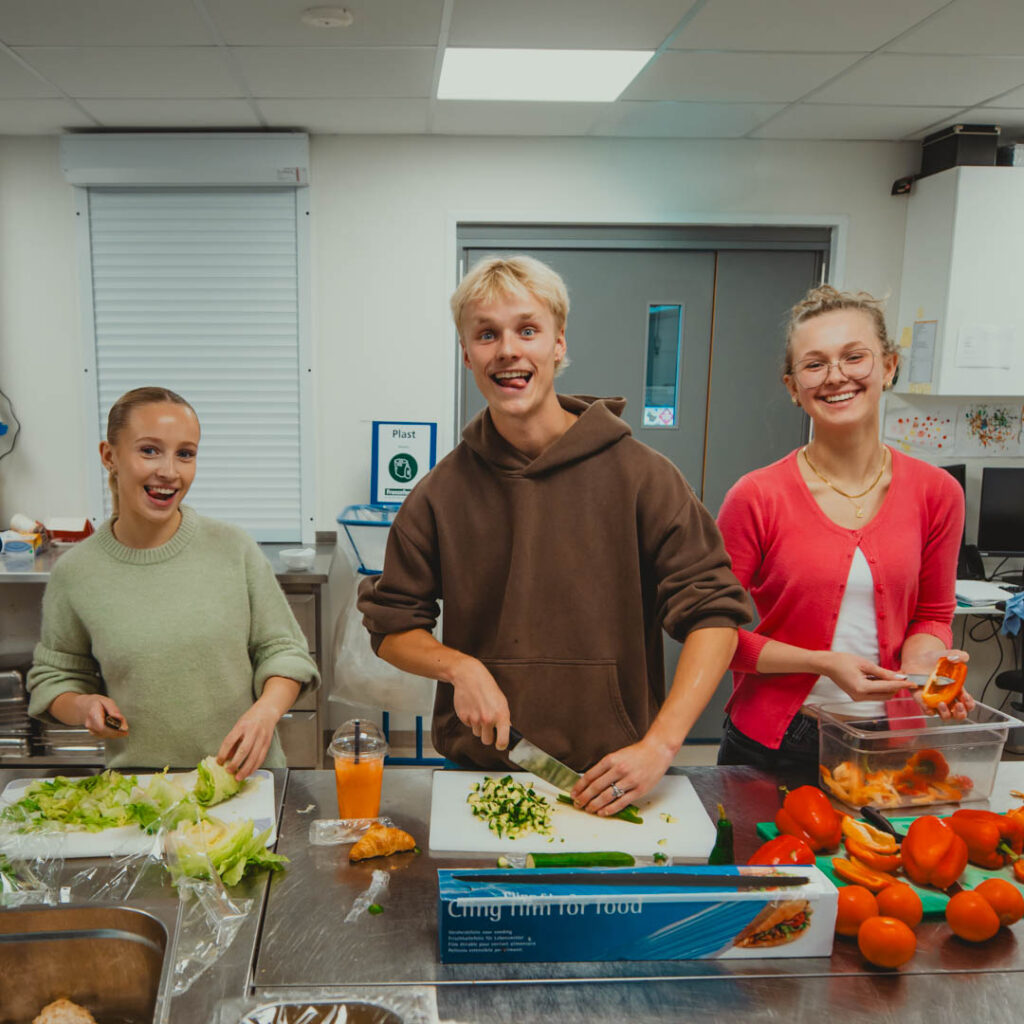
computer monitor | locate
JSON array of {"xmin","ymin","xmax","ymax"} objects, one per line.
[
  {"xmin": 940, "ymin": 464, "xmax": 973, "ymax": 577},
  {"xmin": 977, "ymin": 467, "xmax": 1024, "ymax": 557}
]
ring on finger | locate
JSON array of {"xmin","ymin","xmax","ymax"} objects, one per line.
[{"xmin": 610, "ymin": 783, "xmax": 625, "ymax": 800}]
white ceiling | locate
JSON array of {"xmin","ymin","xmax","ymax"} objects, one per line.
[{"xmin": 0, "ymin": 0, "xmax": 1022, "ymax": 143}]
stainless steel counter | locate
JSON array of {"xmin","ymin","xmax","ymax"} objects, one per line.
[{"xmin": 255, "ymin": 766, "xmax": 1024, "ymax": 1023}]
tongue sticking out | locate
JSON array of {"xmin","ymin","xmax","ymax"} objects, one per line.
[{"xmin": 497, "ymin": 375, "xmax": 529, "ymax": 390}]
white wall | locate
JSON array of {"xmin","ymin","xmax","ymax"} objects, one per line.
[{"xmin": 0, "ymin": 133, "xmax": 918, "ymax": 528}]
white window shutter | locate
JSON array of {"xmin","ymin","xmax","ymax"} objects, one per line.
[{"xmin": 86, "ymin": 187, "xmax": 306, "ymax": 541}]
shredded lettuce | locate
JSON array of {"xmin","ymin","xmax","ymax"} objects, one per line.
[
  {"xmin": 128, "ymin": 769, "xmax": 200, "ymax": 833},
  {"xmin": 193, "ymin": 756, "xmax": 244, "ymax": 807},
  {"xmin": 168, "ymin": 817, "xmax": 287, "ymax": 886},
  {"xmin": 0, "ymin": 771, "xmax": 142, "ymax": 832}
]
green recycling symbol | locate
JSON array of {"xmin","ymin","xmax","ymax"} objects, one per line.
[{"xmin": 388, "ymin": 453, "xmax": 418, "ymax": 483}]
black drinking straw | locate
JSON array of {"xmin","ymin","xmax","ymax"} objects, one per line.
[{"xmin": 354, "ymin": 719, "xmax": 361, "ymax": 763}]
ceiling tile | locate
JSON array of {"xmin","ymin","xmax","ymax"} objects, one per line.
[
  {"xmin": 623, "ymin": 52, "xmax": 861, "ymax": 103},
  {"xmin": 0, "ymin": 47, "xmax": 60, "ymax": 97},
  {"xmin": 603, "ymin": 100, "xmax": 785, "ymax": 137},
  {"xmin": 0, "ymin": 98, "xmax": 95, "ymax": 132},
  {"xmin": 447, "ymin": 0, "xmax": 688, "ymax": 49},
  {"xmin": 258, "ymin": 97, "xmax": 430, "ymax": 133},
  {"xmin": 0, "ymin": 0, "xmax": 212, "ymax": 45},
  {"xmin": 16, "ymin": 47, "xmax": 241, "ymax": 98},
  {"xmin": 672, "ymin": 0, "xmax": 949, "ymax": 51},
  {"xmin": 233, "ymin": 46, "xmax": 435, "ymax": 98},
  {"xmin": 432, "ymin": 100, "xmax": 608, "ymax": 135},
  {"xmin": 752, "ymin": 103, "xmax": 963, "ymax": 140},
  {"xmin": 891, "ymin": 0, "xmax": 1024, "ymax": 55},
  {"xmin": 812, "ymin": 54, "xmax": 1024, "ymax": 105},
  {"xmin": 206, "ymin": 0, "xmax": 445, "ymax": 47},
  {"xmin": 77, "ymin": 98, "xmax": 262, "ymax": 128}
]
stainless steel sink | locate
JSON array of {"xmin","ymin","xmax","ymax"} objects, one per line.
[
  {"xmin": 237, "ymin": 1003, "xmax": 403, "ymax": 1023},
  {"xmin": 0, "ymin": 904, "xmax": 168, "ymax": 1024}
]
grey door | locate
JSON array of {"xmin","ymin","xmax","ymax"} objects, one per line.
[{"xmin": 458, "ymin": 238, "xmax": 820, "ymax": 741}]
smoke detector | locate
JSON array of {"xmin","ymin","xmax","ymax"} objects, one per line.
[{"xmin": 301, "ymin": 7, "xmax": 354, "ymax": 29}]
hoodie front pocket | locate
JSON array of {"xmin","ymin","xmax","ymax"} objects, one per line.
[{"xmin": 483, "ymin": 657, "xmax": 639, "ymax": 773}]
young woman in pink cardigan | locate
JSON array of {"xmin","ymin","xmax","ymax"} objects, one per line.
[{"xmin": 717, "ymin": 285, "xmax": 971, "ymax": 773}]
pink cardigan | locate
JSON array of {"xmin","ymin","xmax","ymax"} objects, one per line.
[{"xmin": 717, "ymin": 447, "xmax": 964, "ymax": 748}]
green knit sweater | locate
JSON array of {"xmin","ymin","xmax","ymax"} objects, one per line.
[{"xmin": 27, "ymin": 506, "xmax": 320, "ymax": 770}]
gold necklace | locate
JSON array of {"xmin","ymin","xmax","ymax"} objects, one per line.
[{"xmin": 802, "ymin": 446, "xmax": 887, "ymax": 519}]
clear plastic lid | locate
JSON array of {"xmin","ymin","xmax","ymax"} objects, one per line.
[{"xmin": 327, "ymin": 718, "xmax": 388, "ymax": 760}]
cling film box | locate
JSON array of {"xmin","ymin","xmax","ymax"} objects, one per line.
[{"xmin": 437, "ymin": 865, "xmax": 837, "ymax": 963}]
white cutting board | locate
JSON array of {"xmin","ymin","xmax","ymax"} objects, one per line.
[
  {"xmin": 0, "ymin": 769, "xmax": 276, "ymax": 859},
  {"xmin": 428, "ymin": 770, "xmax": 716, "ymax": 860}
]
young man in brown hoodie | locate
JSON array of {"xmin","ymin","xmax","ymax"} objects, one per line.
[{"xmin": 358, "ymin": 255, "xmax": 750, "ymax": 816}]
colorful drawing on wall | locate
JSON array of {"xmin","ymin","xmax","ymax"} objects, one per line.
[
  {"xmin": 956, "ymin": 404, "xmax": 1021, "ymax": 455},
  {"xmin": 883, "ymin": 405, "xmax": 955, "ymax": 452}
]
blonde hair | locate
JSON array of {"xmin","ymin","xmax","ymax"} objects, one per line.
[
  {"xmin": 784, "ymin": 284, "xmax": 899, "ymax": 377},
  {"xmin": 105, "ymin": 386, "xmax": 198, "ymax": 513},
  {"xmin": 451, "ymin": 255, "xmax": 571, "ymax": 375}
]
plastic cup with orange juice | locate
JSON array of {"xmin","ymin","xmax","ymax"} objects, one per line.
[{"xmin": 327, "ymin": 719, "xmax": 388, "ymax": 818}]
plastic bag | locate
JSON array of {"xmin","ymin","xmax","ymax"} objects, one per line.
[
  {"xmin": 209, "ymin": 986, "xmax": 439, "ymax": 1024},
  {"xmin": 331, "ymin": 577, "xmax": 437, "ymax": 715}
]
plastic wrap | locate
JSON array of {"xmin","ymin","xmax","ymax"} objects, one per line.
[
  {"xmin": 330, "ymin": 577, "xmax": 437, "ymax": 714},
  {"xmin": 308, "ymin": 817, "xmax": 396, "ymax": 846},
  {"xmin": 208, "ymin": 986, "xmax": 439, "ymax": 1024},
  {"xmin": 0, "ymin": 847, "xmax": 63, "ymax": 906},
  {"xmin": 344, "ymin": 868, "xmax": 389, "ymax": 923}
]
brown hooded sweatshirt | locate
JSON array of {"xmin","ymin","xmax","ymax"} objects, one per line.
[{"xmin": 358, "ymin": 395, "xmax": 751, "ymax": 771}]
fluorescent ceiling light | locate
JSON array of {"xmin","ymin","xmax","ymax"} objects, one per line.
[{"xmin": 437, "ymin": 49, "xmax": 653, "ymax": 102}]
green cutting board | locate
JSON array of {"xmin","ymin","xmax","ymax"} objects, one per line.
[{"xmin": 756, "ymin": 817, "xmax": 1024, "ymax": 916}]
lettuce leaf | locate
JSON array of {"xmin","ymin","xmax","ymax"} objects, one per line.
[
  {"xmin": 167, "ymin": 817, "xmax": 287, "ymax": 885},
  {"xmin": 193, "ymin": 756, "xmax": 244, "ymax": 807}
]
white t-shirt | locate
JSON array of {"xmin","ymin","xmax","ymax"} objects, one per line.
[{"xmin": 804, "ymin": 547, "xmax": 882, "ymax": 712}]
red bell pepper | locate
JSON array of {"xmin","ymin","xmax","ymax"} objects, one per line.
[
  {"xmin": 747, "ymin": 834, "xmax": 816, "ymax": 866},
  {"xmin": 901, "ymin": 814, "xmax": 968, "ymax": 890},
  {"xmin": 774, "ymin": 785, "xmax": 843, "ymax": 853},
  {"xmin": 830, "ymin": 857, "xmax": 899, "ymax": 893},
  {"xmin": 919, "ymin": 658, "xmax": 967, "ymax": 710},
  {"xmin": 844, "ymin": 838, "xmax": 902, "ymax": 873},
  {"xmin": 947, "ymin": 809, "xmax": 1024, "ymax": 870}
]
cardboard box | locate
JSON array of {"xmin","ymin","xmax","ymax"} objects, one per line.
[{"xmin": 437, "ymin": 865, "xmax": 837, "ymax": 963}]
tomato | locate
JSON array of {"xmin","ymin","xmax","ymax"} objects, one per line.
[
  {"xmin": 876, "ymin": 883, "xmax": 923, "ymax": 929},
  {"xmin": 835, "ymin": 885, "xmax": 879, "ymax": 937},
  {"xmin": 857, "ymin": 915, "xmax": 917, "ymax": 968},
  {"xmin": 945, "ymin": 890, "xmax": 1001, "ymax": 943}
]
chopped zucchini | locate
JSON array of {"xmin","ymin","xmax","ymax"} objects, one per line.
[{"xmin": 525, "ymin": 851, "xmax": 635, "ymax": 868}]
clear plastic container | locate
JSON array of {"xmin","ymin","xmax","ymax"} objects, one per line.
[
  {"xmin": 816, "ymin": 698, "xmax": 1016, "ymax": 810},
  {"xmin": 326, "ymin": 720, "xmax": 389, "ymax": 819}
]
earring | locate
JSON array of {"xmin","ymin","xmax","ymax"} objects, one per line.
[
  {"xmin": 883, "ymin": 380, "xmax": 892, "ymax": 391},
  {"xmin": 791, "ymin": 395, "xmax": 799, "ymax": 406}
]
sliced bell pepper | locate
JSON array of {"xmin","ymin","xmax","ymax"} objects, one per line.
[
  {"xmin": 831, "ymin": 856, "xmax": 899, "ymax": 893},
  {"xmin": 747, "ymin": 834, "xmax": 816, "ymax": 866},
  {"xmin": 919, "ymin": 658, "xmax": 967, "ymax": 710},
  {"xmin": 901, "ymin": 814, "xmax": 968, "ymax": 890},
  {"xmin": 844, "ymin": 838, "xmax": 902, "ymax": 873},
  {"xmin": 1015, "ymin": 860, "xmax": 1024, "ymax": 885},
  {"xmin": 775, "ymin": 785, "xmax": 843, "ymax": 853},
  {"xmin": 947, "ymin": 809, "xmax": 1024, "ymax": 870},
  {"xmin": 841, "ymin": 816, "xmax": 899, "ymax": 854}
]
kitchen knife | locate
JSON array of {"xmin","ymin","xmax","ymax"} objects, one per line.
[
  {"xmin": 451, "ymin": 871, "xmax": 810, "ymax": 888},
  {"xmin": 506, "ymin": 727, "xmax": 581, "ymax": 794}
]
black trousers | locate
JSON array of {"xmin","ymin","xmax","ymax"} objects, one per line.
[{"xmin": 717, "ymin": 713, "xmax": 820, "ymax": 784}]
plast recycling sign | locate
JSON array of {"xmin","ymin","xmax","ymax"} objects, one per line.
[{"xmin": 371, "ymin": 421, "xmax": 437, "ymax": 505}]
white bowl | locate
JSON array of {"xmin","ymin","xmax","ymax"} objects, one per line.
[{"xmin": 280, "ymin": 547, "xmax": 316, "ymax": 571}]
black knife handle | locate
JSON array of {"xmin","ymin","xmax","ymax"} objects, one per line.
[
  {"xmin": 508, "ymin": 726, "xmax": 523, "ymax": 746},
  {"xmin": 859, "ymin": 805, "xmax": 903, "ymax": 844}
]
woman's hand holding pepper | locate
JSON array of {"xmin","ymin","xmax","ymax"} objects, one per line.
[{"xmin": 900, "ymin": 647, "xmax": 973, "ymax": 720}]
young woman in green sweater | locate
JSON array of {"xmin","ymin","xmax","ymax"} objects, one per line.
[{"xmin": 26, "ymin": 387, "xmax": 319, "ymax": 778}]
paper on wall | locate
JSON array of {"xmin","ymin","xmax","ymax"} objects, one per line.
[
  {"xmin": 883, "ymin": 403, "xmax": 956, "ymax": 452},
  {"xmin": 908, "ymin": 321, "xmax": 937, "ymax": 383},
  {"xmin": 955, "ymin": 325, "xmax": 1015, "ymax": 369},
  {"xmin": 955, "ymin": 403, "xmax": 1021, "ymax": 455}
]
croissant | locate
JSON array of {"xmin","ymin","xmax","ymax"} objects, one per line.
[{"xmin": 349, "ymin": 823, "xmax": 416, "ymax": 862}]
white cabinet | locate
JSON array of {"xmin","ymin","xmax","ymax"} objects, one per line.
[{"xmin": 895, "ymin": 166, "xmax": 1024, "ymax": 396}]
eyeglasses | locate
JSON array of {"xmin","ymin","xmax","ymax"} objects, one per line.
[{"xmin": 791, "ymin": 348, "xmax": 875, "ymax": 388}]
